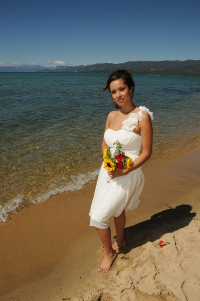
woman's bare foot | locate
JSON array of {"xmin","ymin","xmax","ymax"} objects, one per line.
[
  {"xmin": 112, "ymin": 241, "xmax": 126, "ymax": 250},
  {"xmin": 99, "ymin": 251, "xmax": 117, "ymax": 273}
]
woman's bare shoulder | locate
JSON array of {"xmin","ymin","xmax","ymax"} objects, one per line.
[
  {"xmin": 107, "ymin": 110, "xmax": 118, "ymax": 121},
  {"xmin": 107, "ymin": 111, "xmax": 117, "ymax": 122},
  {"xmin": 140, "ymin": 111, "xmax": 151, "ymax": 121},
  {"xmin": 139, "ymin": 111, "xmax": 153, "ymax": 133},
  {"xmin": 104, "ymin": 110, "xmax": 118, "ymax": 129}
]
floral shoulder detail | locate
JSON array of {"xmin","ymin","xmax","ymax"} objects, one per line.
[
  {"xmin": 138, "ymin": 106, "xmax": 154, "ymax": 120},
  {"xmin": 122, "ymin": 113, "xmax": 139, "ymax": 132},
  {"xmin": 122, "ymin": 106, "xmax": 154, "ymax": 132}
]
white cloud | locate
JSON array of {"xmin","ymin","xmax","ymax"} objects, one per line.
[
  {"xmin": 45, "ymin": 60, "xmax": 70, "ymax": 67},
  {"xmin": 54, "ymin": 60, "xmax": 67, "ymax": 66}
]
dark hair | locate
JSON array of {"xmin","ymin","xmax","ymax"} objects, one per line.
[
  {"xmin": 103, "ymin": 70, "xmax": 135, "ymax": 108},
  {"xmin": 103, "ymin": 69, "xmax": 135, "ymax": 93}
]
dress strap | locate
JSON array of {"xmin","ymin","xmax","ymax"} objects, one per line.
[
  {"xmin": 138, "ymin": 106, "xmax": 154, "ymax": 120},
  {"xmin": 122, "ymin": 106, "xmax": 154, "ymax": 132}
]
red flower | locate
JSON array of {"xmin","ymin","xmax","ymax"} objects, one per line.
[
  {"xmin": 115, "ymin": 152, "xmax": 125, "ymax": 161},
  {"xmin": 159, "ymin": 240, "xmax": 170, "ymax": 248},
  {"xmin": 117, "ymin": 161, "xmax": 123, "ymax": 169}
]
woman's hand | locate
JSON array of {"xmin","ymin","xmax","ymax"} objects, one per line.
[
  {"xmin": 108, "ymin": 169, "xmax": 123, "ymax": 179},
  {"xmin": 108, "ymin": 165, "xmax": 134, "ymax": 179}
]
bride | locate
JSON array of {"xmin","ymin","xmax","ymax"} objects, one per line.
[{"xmin": 89, "ymin": 70, "xmax": 153, "ymax": 273}]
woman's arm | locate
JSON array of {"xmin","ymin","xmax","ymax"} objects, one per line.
[
  {"xmin": 128, "ymin": 112, "xmax": 153, "ymax": 171},
  {"xmin": 101, "ymin": 111, "xmax": 116, "ymax": 153}
]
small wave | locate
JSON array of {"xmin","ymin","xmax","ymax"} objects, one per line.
[
  {"xmin": 30, "ymin": 169, "xmax": 99, "ymax": 204},
  {"xmin": 0, "ymin": 192, "xmax": 24, "ymax": 222},
  {"xmin": 0, "ymin": 169, "xmax": 99, "ymax": 223}
]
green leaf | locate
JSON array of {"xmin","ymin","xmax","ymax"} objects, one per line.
[{"xmin": 113, "ymin": 140, "xmax": 123, "ymax": 157}]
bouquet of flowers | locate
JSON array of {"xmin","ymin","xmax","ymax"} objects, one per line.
[{"xmin": 103, "ymin": 141, "xmax": 132, "ymax": 172}]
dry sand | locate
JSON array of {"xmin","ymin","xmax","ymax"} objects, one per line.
[{"xmin": 0, "ymin": 149, "xmax": 200, "ymax": 301}]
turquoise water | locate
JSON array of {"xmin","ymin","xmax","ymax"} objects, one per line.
[{"xmin": 0, "ymin": 73, "xmax": 200, "ymax": 222}]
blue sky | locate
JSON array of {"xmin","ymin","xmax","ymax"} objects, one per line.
[{"xmin": 0, "ymin": 0, "xmax": 200, "ymax": 67}]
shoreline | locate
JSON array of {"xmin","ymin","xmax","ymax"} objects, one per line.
[
  {"xmin": 1, "ymin": 148, "xmax": 200, "ymax": 301},
  {"xmin": 1, "ymin": 132, "xmax": 200, "ymax": 223}
]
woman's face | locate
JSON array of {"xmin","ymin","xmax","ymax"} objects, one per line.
[{"xmin": 109, "ymin": 78, "xmax": 133, "ymax": 107}]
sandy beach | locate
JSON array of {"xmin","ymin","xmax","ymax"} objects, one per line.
[{"xmin": 0, "ymin": 149, "xmax": 200, "ymax": 301}]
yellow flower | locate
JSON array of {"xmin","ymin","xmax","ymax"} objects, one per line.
[
  {"xmin": 126, "ymin": 157, "xmax": 132, "ymax": 170},
  {"xmin": 104, "ymin": 158, "xmax": 115, "ymax": 172},
  {"xmin": 103, "ymin": 148, "xmax": 107, "ymax": 159}
]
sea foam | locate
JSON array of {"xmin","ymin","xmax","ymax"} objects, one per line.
[
  {"xmin": 0, "ymin": 169, "xmax": 99, "ymax": 223},
  {"xmin": 0, "ymin": 192, "xmax": 24, "ymax": 222}
]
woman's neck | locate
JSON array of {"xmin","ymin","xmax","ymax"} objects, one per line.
[{"xmin": 120, "ymin": 103, "xmax": 136, "ymax": 115}]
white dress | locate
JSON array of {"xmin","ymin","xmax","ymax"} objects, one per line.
[{"xmin": 89, "ymin": 106, "xmax": 154, "ymax": 229}]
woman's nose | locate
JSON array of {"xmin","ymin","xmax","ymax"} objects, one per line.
[{"xmin": 116, "ymin": 90, "xmax": 121, "ymax": 97}]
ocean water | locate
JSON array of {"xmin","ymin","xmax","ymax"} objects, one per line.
[{"xmin": 0, "ymin": 72, "xmax": 200, "ymax": 222}]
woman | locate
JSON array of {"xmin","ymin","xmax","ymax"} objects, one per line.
[{"xmin": 89, "ymin": 70, "xmax": 153, "ymax": 273}]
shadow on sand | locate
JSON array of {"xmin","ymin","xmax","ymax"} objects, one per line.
[{"xmin": 120, "ymin": 204, "xmax": 196, "ymax": 254}]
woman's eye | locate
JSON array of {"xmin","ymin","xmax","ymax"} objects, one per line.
[{"xmin": 119, "ymin": 87, "xmax": 125, "ymax": 91}]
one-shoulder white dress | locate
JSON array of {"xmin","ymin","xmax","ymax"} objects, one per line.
[{"xmin": 89, "ymin": 106, "xmax": 154, "ymax": 229}]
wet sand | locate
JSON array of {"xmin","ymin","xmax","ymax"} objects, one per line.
[{"xmin": 0, "ymin": 149, "xmax": 200, "ymax": 301}]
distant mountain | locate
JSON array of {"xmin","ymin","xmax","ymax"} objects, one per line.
[
  {"xmin": 37, "ymin": 60, "xmax": 200, "ymax": 76},
  {"xmin": 0, "ymin": 65, "xmax": 49, "ymax": 72},
  {"xmin": 1, "ymin": 60, "xmax": 200, "ymax": 76}
]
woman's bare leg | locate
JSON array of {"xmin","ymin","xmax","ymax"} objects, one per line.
[
  {"xmin": 96, "ymin": 227, "xmax": 116, "ymax": 273},
  {"xmin": 112, "ymin": 211, "xmax": 126, "ymax": 250}
]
